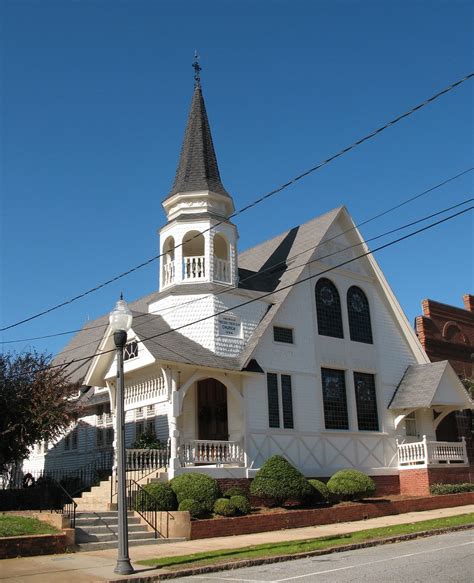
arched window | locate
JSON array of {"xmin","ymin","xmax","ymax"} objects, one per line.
[
  {"xmin": 347, "ymin": 286, "xmax": 373, "ymax": 344},
  {"xmin": 183, "ymin": 230, "xmax": 205, "ymax": 280},
  {"xmin": 213, "ymin": 233, "xmax": 231, "ymax": 283},
  {"xmin": 315, "ymin": 278, "xmax": 344, "ymax": 338},
  {"xmin": 162, "ymin": 236, "xmax": 175, "ymax": 286}
]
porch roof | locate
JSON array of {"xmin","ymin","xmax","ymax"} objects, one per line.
[{"xmin": 389, "ymin": 360, "xmax": 472, "ymax": 410}]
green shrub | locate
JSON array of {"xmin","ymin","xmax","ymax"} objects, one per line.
[
  {"xmin": 250, "ymin": 455, "xmax": 310, "ymax": 506},
  {"xmin": 230, "ymin": 495, "xmax": 251, "ymax": 515},
  {"xmin": 223, "ymin": 486, "xmax": 248, "ymax": 499},
  {"xmin": 430, "ymin": 482, "xmax": 474, "ymax": 495},
  {"xmin": 327, "ymin": 469, "xmax": 376, "ymax": 501},
  {"xmin": 170, "ymin": 473, "xmax": 220, "ymax": 513},
  {"xmin": 214, "ymin": 498, "xmax": 237, "ymax": 517},
  {"xmin": 308, "ymin": 479, "xmax": 330, "ymax": 503},
  {"xmin": 135, "ymin": 483, "xmax": 177, "ymax": 512},
  {"xmin": 178, "ymin": 499, "xmax": 204, "ymax": 518}
]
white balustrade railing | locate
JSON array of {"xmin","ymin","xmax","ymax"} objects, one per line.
[
  {"xmin": 162, "ymin": 261, "xmax": 175, "ymax": 286},
  {"xmin": 214, "ymin": 258, "xmax": 231, "ymax": 283},
  {"xmin": 397, "ymin": 436, "xmax": 468, "ymax": 467},
  {"xmin": 125, "ymin": 376, "xmax": 167, "ymax": 405},
  {"xmin": 180, "ymin": 440, "xmax": 244, "ymax": 466},
  {"xmin": 183, "ymin": 256, "xmax": 206, "ymax": 280},
  {"xmin": 125, "ymin": 447, "xmax": 170, "ymax": 472}
]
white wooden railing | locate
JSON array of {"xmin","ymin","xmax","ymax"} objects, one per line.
[
  {"xmin": 214, "ymin": 258, "xmax": 231, "ymax": 283},
  {"xmin": 162, "ymin": 261, "xmax": 175, "ymax": 286},
  {"xmin": 183, "ymin": 256, "xmax": 206, "ymax": 280},
  {"xmin": 124, "ymin": 376, "xmax": 167, "ymax": 405},
  {"xmin": 397, "ymin": 436, "xmax": 468, "ymax": 467},
  {"xmin": 125, "ymin": 447, "xmax": 170, "ymax": 472},
  {"xmin": 180, "ymin": 440, "xmax": 244, "ymax": 466}
]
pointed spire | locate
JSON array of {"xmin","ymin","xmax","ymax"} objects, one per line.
[{"xmin": 165, "ymin": 57, "xmax": 230, "ymax": 200}]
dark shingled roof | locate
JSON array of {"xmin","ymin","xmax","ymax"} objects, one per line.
[
  {"xmin": 55, "ymin": 207, "xmax": 343, "ymax": 384},
  {"xmin": 165, "ymin": 85, "xmax": 230, "ymax": 200},
  {"xmin": 389, "ymin": 361, "xmax": 450, "ymax": 409}
]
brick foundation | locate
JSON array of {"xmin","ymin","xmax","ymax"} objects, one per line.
[
  {"xmin": 400, "ymin": 466, "xmax": 473, "ymax": 496},
  {"xmin": 0, "ymin": 533, "xmax": 67, "ymax": 559},
  {"xmin": 190, "ymin": 492, "xmax": 474, "ymax": 539}
]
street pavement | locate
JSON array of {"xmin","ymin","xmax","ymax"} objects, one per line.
[
  {"xmin": 0, "ymin": 505, "xmax": 472, "ymax": 581},
  {"xmin": 171, "ymin": 529, "xmax": 474, "ymax": 583}
]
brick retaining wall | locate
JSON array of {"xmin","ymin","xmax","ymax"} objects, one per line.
[
  {"xmin": 400, "ymin": 466, "xmax": 473, "ymax": 496},
  {"xmin": 190, "ymin": 492, "xmax": 474, "ymax": 539},
  {"xmin": 0, "ymin": 533, "xmax": 66, "ymax": 559}
]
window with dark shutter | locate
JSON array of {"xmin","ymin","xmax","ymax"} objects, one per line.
[
  {"xmin": 267, "ymin": 373, "xmax": 280, "ymax": 428},
  {"xmin": 354, "ymin": 372, "xmax": 379, "ymax": 431},
  {"xmin": 347, "ymin": 286, "xmax": 373, "ymax": 344},
  {"xmin": 315, "ymin": 279, "xmax": 344, "ymax": 338},
  {"xmin": 281, "ymin": 375, "xmax": 294, "ymax": 429},
  {"xmin": 273, "ymin": 326, "xmax": 294, "ymax": 344},
  {"xmin": 321, "ymin": 368, "xmax": 349, "ymax": 430}
]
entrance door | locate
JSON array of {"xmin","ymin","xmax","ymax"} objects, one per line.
[{"xmin": 197, "ymin": 379, "xmax": 228, "ymax": 441}]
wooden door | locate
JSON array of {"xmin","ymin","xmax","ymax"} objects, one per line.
[{"xmin": 197, "ymin": 379, "xmax": 228, "ymax": 441}]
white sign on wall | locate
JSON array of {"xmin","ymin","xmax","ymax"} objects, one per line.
[{"xmin": 218, "ymin": 314, "xmax": 242, "ymax": 338}]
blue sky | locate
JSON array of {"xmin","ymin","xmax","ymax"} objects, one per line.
[{"xmin": 1, "ymin": 0, "xmax": 473, "ymax": 357}]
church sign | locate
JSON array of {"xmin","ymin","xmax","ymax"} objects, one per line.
[{"xmin": 218, "ymin": 314, "xmax": 242, "ymax": 337}]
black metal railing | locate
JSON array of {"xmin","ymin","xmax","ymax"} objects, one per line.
[
  {"xmin": 51, "ymin": 478, "xmax": 78, "ymax": 529},
  {"xmin": 126, "ymin": 479, "xmax": 161, "ymax": 538}
]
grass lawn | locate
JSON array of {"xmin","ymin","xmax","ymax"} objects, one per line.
[
  {"xmin": 0, "ymin": 515, "xmax": 59, "ymax": 538},
  {"xmin": 138, "ymin": 513, "xmax": 474, "ymax": 570}
]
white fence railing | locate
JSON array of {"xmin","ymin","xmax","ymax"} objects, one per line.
[
  {"xmin": 180, "ymin": 440, "xmax": 244, "ymax": 466},
  {"xmin": 162, "ymin": 261, "xmax": 175, "ymax": 286},
  {"xmin": 397, "ymin": 436, "xmax": 468, "ymax": 467},
  {"xmin": 214, "ymin": 258, "xmax": 231, "ymax": 283},
  {"xmin": 125, "ymin": 376, "xmax": 167, "ymax": 405},
  {"xmin": 125, "ymin": 447, "xmax": 170, "ymax": 472},
  {"xmin": 183, "ymin": 256, "xmax": 206, "ymax": 280}
]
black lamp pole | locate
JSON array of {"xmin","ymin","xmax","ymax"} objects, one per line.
[{"xmin": 113, "ymin": 329, "xmax": 133, "ymax": 575}]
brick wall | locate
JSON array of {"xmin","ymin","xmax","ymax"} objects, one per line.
[
  {"xmin": 190, "ymin": 492, "xmax": 474, "ymax": 539},
  {"xmin": 400, "ymin": 466, "xmax": 473, "ymax": 496},
  {"xmin": 0, "ymin": 533, "xmax": 66, "ymax": 559}
]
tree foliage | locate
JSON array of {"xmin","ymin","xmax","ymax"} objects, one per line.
[{"xmin": 0, "ymin": 351, "xmax": 79, "ymax": 471}]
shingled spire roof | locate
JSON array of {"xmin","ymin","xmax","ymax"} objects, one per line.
[{"xmin": 165, "ymin": 83, "xmax": 230, "ymax": 200}]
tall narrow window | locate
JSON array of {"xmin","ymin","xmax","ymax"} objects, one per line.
[
  {"xmin": 321, "ymin": 368, "xmax": 349, "ymax": 430},
  {"xmin": 347, "ymin": 286, "xmax": 373, "ymax": 343},
  {"xmin": 267, "ymin": 373, "xmax": 294, "ymax": 429},
  {"xmin": 267, "ymin": 373, "xmax": 280, "ymax": 428},
  {"xmin": 354, "ymin": 372, "xmax": 379, "ymax": 431},
  {"xmin": 315, "ymin": 279, "xmax": 344, "ymax": 338}
]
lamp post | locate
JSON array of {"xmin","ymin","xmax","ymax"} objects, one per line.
[{"xmin": 109, "ymin": 296, "xmax": 134, "ymax": 575}]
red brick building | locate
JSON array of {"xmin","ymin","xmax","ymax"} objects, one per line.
[{"xmin": 416, "ymin": 294, "xmax": 473, "ymax": 459}]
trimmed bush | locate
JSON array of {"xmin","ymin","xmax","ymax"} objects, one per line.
[
  {"xmin": 430, "ymin": 482, "xmax": 474, "ymax": 495},
  {"xmin": 230, "ymin": 495, "xmax": 251, "ymax": 515},
  {"xmin": 214, "ymin": 498, "xmax": 237, "ymax": 517},
  {"xmin": 223, "ymin": 486, "xmax": 248, "ymax": 499},
  {"xmin": 308, "ymin": 479, "xmax": 330, "ymax": 503},
  {"xmin": 178, "ymin": 498, "xmax": 204, "ymax": 518},
  {"xmin": 170, "ymin": 473, "xmax": 220, "ymax": 513},
  {"xmin": 135, "ymin": 483, "xmax": 177, "ymax": 512},
  {"xmin": 250, "ymin": 455, "xmax": 310, "ymax": 506},
  {"xmin": 327, "ymin": 469, "xmax": 376, "ymax": 501}
]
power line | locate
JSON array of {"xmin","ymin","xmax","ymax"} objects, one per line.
[
  {"xmin": 2, "ymin": 72, "xmax": 472, "ymax": 333},
  {"xmin": 2, "ymin": 170, "xmax": 472, "ymax": 346},
  {"xmin": 48, "ymin": 205, "xmax": 473, "ymax": 372}
]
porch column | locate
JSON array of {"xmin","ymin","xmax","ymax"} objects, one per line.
[{"xmin": 168, "ymin": 370, "xmax": 180, "ymax": 477}]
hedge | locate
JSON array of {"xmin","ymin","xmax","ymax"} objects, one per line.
[
  {"xmin": 250, "ymin": 455, "xmax": 311, "ymax": 506},
  {"xmin": 327, "ymin": 469, "xmax": 375, "ymax": 501},
  {"xmin": 170, "ymin": 473, "xmax": 220, "ymax": 513},
  {"xmin": 430, "ymin": 482, "xmax": 474, "ymax": 495}
]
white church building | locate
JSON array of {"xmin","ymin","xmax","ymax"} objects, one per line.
[{"xmin": 24, "ymin": 71, "xmax": 472, "ymax": 496}]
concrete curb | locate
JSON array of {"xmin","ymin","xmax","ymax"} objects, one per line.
[{"xmin": 106, "ymin": 522, "xmax": 474, "ymax": 582}]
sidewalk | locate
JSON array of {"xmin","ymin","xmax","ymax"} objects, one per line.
[{"xmin": 0, "ymin": 504, "xmax": 473, "ymax": 582}]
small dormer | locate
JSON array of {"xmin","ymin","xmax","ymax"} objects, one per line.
[{"xmin": 158, "ymin": 62, "xmax": 238, "ymax": 291}]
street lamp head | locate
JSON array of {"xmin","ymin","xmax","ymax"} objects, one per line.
[{"xmin": 109, "ymin": 297, "xmax": 133, "ymax": 333}]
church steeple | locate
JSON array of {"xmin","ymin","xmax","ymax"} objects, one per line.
[{"xmin": 165, "ymin": 59, "xmax": 230, "ymax": 201}]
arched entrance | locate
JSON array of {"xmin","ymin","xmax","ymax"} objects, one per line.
[{"xmin": 197, "ymin": 378, "xmax": 228, "ymax": 441}]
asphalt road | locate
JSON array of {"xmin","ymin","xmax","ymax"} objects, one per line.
[{"xmin": 171, "ymin": 529, "xmax": 474, "ymax": 583}]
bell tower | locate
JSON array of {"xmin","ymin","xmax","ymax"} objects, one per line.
[{"xmin": 159, "ymin": 56, "xmax": 238, "ymax": 291}]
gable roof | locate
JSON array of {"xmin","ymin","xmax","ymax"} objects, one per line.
[
  {"xmin": 54, "ymin": 206, "xmax": 343, "ymax": 383},
  {"xmin": 165, "ymin": 85, "xmax": 230, "ymax": 200},
  {"xmin": 388, "ymin": 360, "xmax": 471, "ymax": 409}
]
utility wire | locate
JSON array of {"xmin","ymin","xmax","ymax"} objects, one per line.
[
  {"xmin": 2, "ymin": 173, "xmax": 472, "ymax": 346},
  {"xmin": 2, "ymin": 73, "xmax": 472, "ymax": 333},
  {"xmin": 47, "ymin": 205, "xmax": 473, "ymax": 372}
]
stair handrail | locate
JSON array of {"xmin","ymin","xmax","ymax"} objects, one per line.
[
  {"xmin": 46, "ymin": 476, "xmax": 77, "ymax": 529},
  {"xmin": 126, "ymin": 478, "xmax": 162, "ymax": 539}
]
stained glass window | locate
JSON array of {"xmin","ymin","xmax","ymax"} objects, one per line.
[
  {"xmin": 347, "ymin": 286, "xmax": 373, "ymax": 343},
  {"xmin": 354, "ymin": 372, "xmax": 379, "ymax": 431},
  {"xmin": 267, "ymin": 373, "xmax": 280, "ymax": 428},
  {"xmin": 124, "ymin": 340, "xmax": 139, "ymax": 361},
  {"xmin": 315, "ymin": 279, "xmax": 344, "ymax": 338},
  {"xmin": 273, "ymin": 326, "xmax": 294, "ymax": 344},
  {"xmin": 281, "ymin": 375, "xmax": 294, "ymax": 429},
  {"xmin": 267, "ymin": 373, "xmax": 294, "ymax": 429},
  {"xmin": 321, "ymin": 368, "xmax": 349, "ymax": 430}
]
